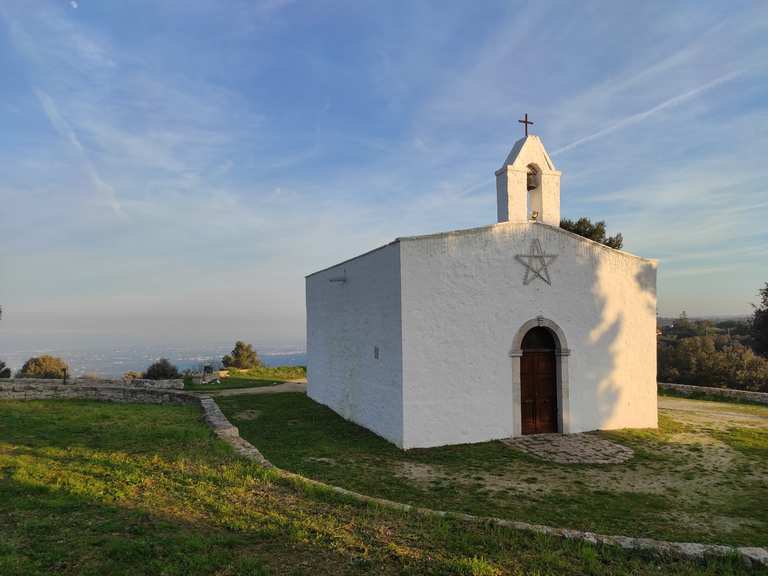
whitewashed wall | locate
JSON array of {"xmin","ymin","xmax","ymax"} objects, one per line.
[
  {"xmin": 400, "ymin": 222, "xmax": 657, "ymax": 449},
  {"xmin": 306, "ymin": 242, "xmax": 405, "ymax": 446}
]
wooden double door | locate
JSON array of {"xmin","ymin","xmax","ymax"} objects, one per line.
[{"xmin": 520, "ymin": 329, "xmax": 557, "ymax": 434}]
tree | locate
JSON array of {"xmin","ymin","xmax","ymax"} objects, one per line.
[
  {"xmin": 665, "ymin": 311, "xmax": 714, "ymax": 339},
  {"xmin": 560, "ymin": 217, "xmax": 623, "ymax": 250},
  {"xmin": 752, "ymin": 282, "xmax": 768, "ymax": 357},
  {"xmin": 222, "ymin": 341, "xmax": 262, "ymax": 369},
  {"xmin": 658, "ymin": 331, "xmax": 768, "ymax": 392},
  {"xmin": 17, "ymin": 355, "xmax": 68, "ymax": 379},
  {"xmin": 0, "ymin": 361, "xmax": 10, "ymax": 379},
  {"xmin": 123, "ymin": 371, "xmax": 143, "ymax": 382},
  {"xmin": 144, "ymin": 358, "xmax": 180, "ymax": 380}
]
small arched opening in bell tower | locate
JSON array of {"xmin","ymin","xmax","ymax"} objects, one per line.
[{"xmin": 526, "ymin": 164, "xmax": 542, "ymax": 221}]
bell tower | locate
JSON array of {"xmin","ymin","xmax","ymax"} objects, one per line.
[{"xmin": 496, "ymin": 122, "xmax": 561, "ymax": 226}]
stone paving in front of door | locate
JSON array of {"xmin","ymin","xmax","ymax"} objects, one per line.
[{"xmin": 501, "ymin": 432, "xmax": 634, "ymax": 464}]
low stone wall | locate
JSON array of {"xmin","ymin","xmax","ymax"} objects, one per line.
[
  {"xmin": 0, "ymin": 377, "xmax": 184, "ymax": 390},
  {"xmin": 95, "ymin": 378, "xmax": 184, "ymax": 390},
  {"xmin": 0, "ymin": 381, "xmax": 196, "ymax": 404},
  {"xmin": 659, "ymin": 382, "xmax": 768, "ymax": 405},
  {"xmin": 198, "ymin": 395, "xmax": 240, "ymax": 439}
]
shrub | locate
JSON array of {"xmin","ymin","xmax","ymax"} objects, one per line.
[
  {"xmin": 659, "ymin": 333, "xmax": 768, "ymax": 392},
  {"xmin": 0, "ymin": 361, "xmax": 10, "ymax": 379},
  {"xmin": 143, "ymin": 358, "xmax": 180, "ymax": 380},
  {"xmin": 222, "ymin": 341, "xmax": 262, "ymax": 369},
  {"xmin": 17, "ymin": 355, "xmax": 69, "ymax": 379},
  {"xmin": 122, "ymin": 371, "xmax": 143, "ymax": 382}
]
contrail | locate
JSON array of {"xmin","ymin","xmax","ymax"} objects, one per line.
[
  {"xmin": 551, "ymin": 70, "xmax": 743, "ymax": 157},
  {"xmin": 454, "ymin": 70, "xmax": 742, "ymax": 198},
  {"xmin": 35, "ymin": 89, "xmax": 124, "ymax": 217}
]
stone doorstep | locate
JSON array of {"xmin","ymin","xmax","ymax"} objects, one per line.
[
  {"xmin": 501, "ymin": 433, "xmax": 635, "ymax": 465},
  {"xmin": 2, "ymin": 383, "xmax": 765, "ymax": 567}
]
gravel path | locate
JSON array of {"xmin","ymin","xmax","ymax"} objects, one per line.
[{"xmin": 206, "ymin": 380, "xmax": 307, "ymax": 397}]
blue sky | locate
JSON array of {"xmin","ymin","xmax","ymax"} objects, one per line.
[{"xmin": 1, "ymin": 0, "xmax": 767, "ymax": 352}]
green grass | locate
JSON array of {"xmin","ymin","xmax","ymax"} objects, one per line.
[
  {"xmin": 231, "ymin": 365, "xmax": 306, "ymax": 380},
  {"xmin": 1, "ymin": 399, "xmax": 761, "ymax": 575},
  {"xmin": 185, "ymin": 365, "xmax": 306, "ymax": 392},
  {"xmin": 715, "ymin": 427, "xmax": 768, "ymax": 458},
  {"xmin": 218, "ymin": 393, "xmax": 768, "ymax": 548}
]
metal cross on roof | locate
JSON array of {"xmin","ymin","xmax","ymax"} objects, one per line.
[{"xmin": 518, "ymin": 113, "xmax": 534, "ymax": 137}]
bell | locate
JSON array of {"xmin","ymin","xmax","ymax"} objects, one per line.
[{"xmin": 527, "ymin": 172, "xmax": 537, "ymax": 191}]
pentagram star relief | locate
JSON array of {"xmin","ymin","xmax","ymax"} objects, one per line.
[{"xmin": 515, "ymin": 239, "xmax": 558, "ymax": 286}]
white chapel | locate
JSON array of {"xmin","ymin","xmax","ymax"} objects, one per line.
[{"xmin": 305, "ymin": 128, "xmax": 658, "ymax": 449}]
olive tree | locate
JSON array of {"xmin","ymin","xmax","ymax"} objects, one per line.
[
  {"xmin": 17, "ymin": 355, "xmax": 69, "ymax": 379},
  {"xmin": 222, "ymin": 341, "xmax": 262, "ymax": 369},
  {"xmin": 560, "ymin": 217, "xmax": 623, "ymax": 249}
]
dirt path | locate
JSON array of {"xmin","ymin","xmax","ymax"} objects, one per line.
[
  {"xmin": 659, "ymin": 395, "xmax": 768, "ymax": 429},
  {"xmin": 206, "ymin": 380, "xmax": 307, "ymax": 397}
]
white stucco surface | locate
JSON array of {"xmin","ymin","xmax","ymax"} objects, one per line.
[
  {"xmin": 306, "ymin": 135, "xmax": 658, "ymax": 449},
  {"xmin": 399, "ymin": 222, "xmax": 657, "ymax": 448},
  {"xmin": 306, "ymin": 242, "xmax": 404, "ymax": 446}
]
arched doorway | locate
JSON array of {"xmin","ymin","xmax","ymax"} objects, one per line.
[{"xmin": 520, "ymin": 326, "xmax": 557, "ymax": 434}]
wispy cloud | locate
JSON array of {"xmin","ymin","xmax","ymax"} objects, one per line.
[
  {"xmin": 1, "ymin": 0, "xmax": 767, "ymax": 348},
  {"xmin": 551, "ymin": 71, "xmax": 743, "ymax": 157},
  {"xmin": 34, "ymin": 88, "xmax": 123, "ymax": 216}
]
